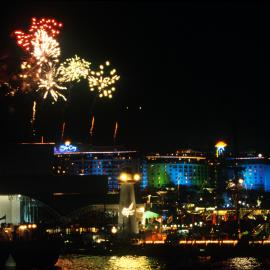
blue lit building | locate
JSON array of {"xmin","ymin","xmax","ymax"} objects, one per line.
[
  {"xmin": 52, "ymin": 143, "xmax": 270, "ymax": 193},
  {"xmin": 142, "ymin": 150, "xmax": 208, "ymax": 189},
  {"xmin": 53, "ymin": 143, "xmax": 141, "ymax": 192},
  {"xmin": 227, "ymin": 153, "xmax": 270, "ymax": 191}
]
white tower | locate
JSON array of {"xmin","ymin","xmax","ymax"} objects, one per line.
[{"xmin": 118, "ymin": 172, "xmax": 141, "ymax": 236}]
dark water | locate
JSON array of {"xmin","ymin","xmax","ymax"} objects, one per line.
[{"xmin": 55, "ymin": 255, "xmax": 270, "ymax": 270}]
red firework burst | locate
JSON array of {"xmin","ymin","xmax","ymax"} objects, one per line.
[
  {"xmin": 29, "ymin": 17, "xmax": 63, "ymax": 38},
  {"xmin": 13, "ymin": 17, "xmax": 63, "ymax": 51}
]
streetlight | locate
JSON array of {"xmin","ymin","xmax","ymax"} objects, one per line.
[
  {"xmin": 238, "ymin": 178, "xmax": 244, "ymax": 185},
  {"xmin": 119, "ymin": 172, "xmax": 141, "ymax": 184},
  {"xmin": 111, "ymin": 226, "xmax": 117, "ymax": 234}
]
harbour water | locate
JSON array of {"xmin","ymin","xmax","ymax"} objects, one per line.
[{"xmin": 55, "ymin": 255, "xmax": 270, "ymax": 270}]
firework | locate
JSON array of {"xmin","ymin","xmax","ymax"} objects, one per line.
[
  {"xmin": 37, "ymin": 63, "xmax": 67, "ymax": 101},
  {"xmin": 58, "ymin": 55, "xmax": 91, "ymax": 82},
  {"xmin": 19, "ymin": 57, "xmax": 43, "ymax": 92},
  {"xmin": 88, "ymin": 61, "xmax": 120, "ymax": 98},
  {"xmin": 13, "ymin": 31, "xmax": 32, "ymax": 51},
  {"xmin": 29, "ymin": 17, "xmax": 63, "ymax": 37},
  {"xmin": 113, "ymin": 121, "xmax": 118, "ymax": 144},
  {"xmin": 31, "ymin": 101, "xmax": 37, "ymax": 136},
  {"xmin": 61, "ymin": 122, "xmax": 66, "ymax": 142},
  {"xmin": 89, "ymin": 115, "xmax": 95, "ymax": 137},
  {"xmin": 18, "ymin": 30, "xmax": 61, "ymax": 93},
  {"xmin": 31, "ymin": 30, "xmax": 61, "ymax": 65},
  {"xmin": 14, "ymin": 17, "xmax": 63, "ymax": 51},
  {"xmin": 31, "ymin": 101, "xmax": 37, "ymax": 124}
]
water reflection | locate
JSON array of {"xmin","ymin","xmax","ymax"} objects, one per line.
[
  {"xmin": 56, "ymin": 255, "xmax": 268, "ymax": 270},
  {"xmin": 227, "ymin": 257, "xmax": 262, "ymax": 270},
  {"xmin": 56, "ymin": 255, "xmax": 164, "ymax": 270},
  {"xmin": 108, "ymin": 256, "xmax": 163, "ymax": 270}
]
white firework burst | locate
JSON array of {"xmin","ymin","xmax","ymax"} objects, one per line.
[{"xmin": 31, "ymin": 29, "xmax": 60, "ymax": 65}]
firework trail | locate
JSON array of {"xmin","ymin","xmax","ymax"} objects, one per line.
[
  {"xmin": 113, "ymin": 121, "xmax": 118, "ymax": 145},
  {"xmin": 61, "ymin": 122, "xmax": 66, "ymax": 142},
  {"xmin": 30, "ymin": 101, "xmax": 37, "ymax": 136},
  {"xmin": 89, "ymin": 115, "xmax": 95, "ymax": 142}
]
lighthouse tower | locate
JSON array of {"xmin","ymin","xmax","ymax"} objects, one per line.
[{"xmin": 118, "ymin": 171, "xmax": 141, "ymax": 236}]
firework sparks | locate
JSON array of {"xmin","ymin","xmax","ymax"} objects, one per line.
[
  {"xmin": 58, "ymin": 55, "xmax": 91, "ymax": 82},
  {"xmin": 37, "ymin": 64, "xmax": 67, "ymax": 101},
  {"xmin": 32, "ymin": 30, "xmax": 61, "ymax": 65},
  {"xmin": 19, "ymin": 57, "xmax": 43, "ymax": 92},
  {"xmin": 29, "ymin": 17, "xmax": 63, "ymax": 37},
  {"xmin": 14, "ymin": 17, "xmax": 63, "ymax": 51},
  {"xmin": 13, "ymin": 31, "xmax": 32, "ymax": 51},
  {"xmin": 88, "ymin": 61, "xmax": 120, "ymax": 98}
]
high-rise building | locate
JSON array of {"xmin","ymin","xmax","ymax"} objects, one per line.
[
  {"xmin": 142, "ymin": 149, "xmax": 208, "ymax": 189},
  {"xmin": 227, "ymin": 152, "xmax": 270, "ymax": 191},
  {"xmin": 53, "ymin": 142, "xmax": 141, "ymax": 192}
]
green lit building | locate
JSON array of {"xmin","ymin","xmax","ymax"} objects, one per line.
[{"xmin": 142, "ymin": 150, "xmax": 208, "ymax": 189}]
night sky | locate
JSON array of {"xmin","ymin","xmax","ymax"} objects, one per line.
[{"xmin": 0, "ymin": 1, "xmax": 270, "ymax": 153}]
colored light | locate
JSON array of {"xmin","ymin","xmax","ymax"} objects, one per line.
[
  {"xmin": 215, "ymin": 141, "xmax": 227, "ymax": 157},
  {"xmin": 215, "ymin": 141, "xmax": 227, "ymax": 148}
]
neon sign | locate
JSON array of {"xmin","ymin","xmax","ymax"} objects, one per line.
[
  {"xmin": 122, "ymin": 202, "xmax": 135, "ymax": 217},
  {"xmin": 59, "ymin": 144, "xmax": 77, "ymax": 153}
]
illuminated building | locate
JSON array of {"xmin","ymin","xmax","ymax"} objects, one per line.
[
  {"xmin": 53, "ymin": 143, "xmax": 141, "ymax": 192},
  {"xmin": 227, "ymin": 152, "xmax": 270, "ymax": 191},
  {"xmin": 0, "ymin": 195, "xmax": 44, "ymax": 224},
  {"xmin": 142, "ymin": 150, "xmax": 208, "ymax": 189},
  {"xmin": 0, "ymin": 195, "xmax": 20, "ymax": 224}
]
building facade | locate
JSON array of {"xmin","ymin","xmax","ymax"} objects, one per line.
[
  {"xmin": 53, "ymin": 143, "xmax": 141, "ymax": 192},
  {"xmin": 52, "ymin": 143, "xmax": 270, "ymax": 193},
  {"xmin": 227, "ymin": 153, "xmax": 270, "ymax": 192},
  {"xmin": 142, "ymin": 150, "xmax": 208, "ymax": 189}
]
